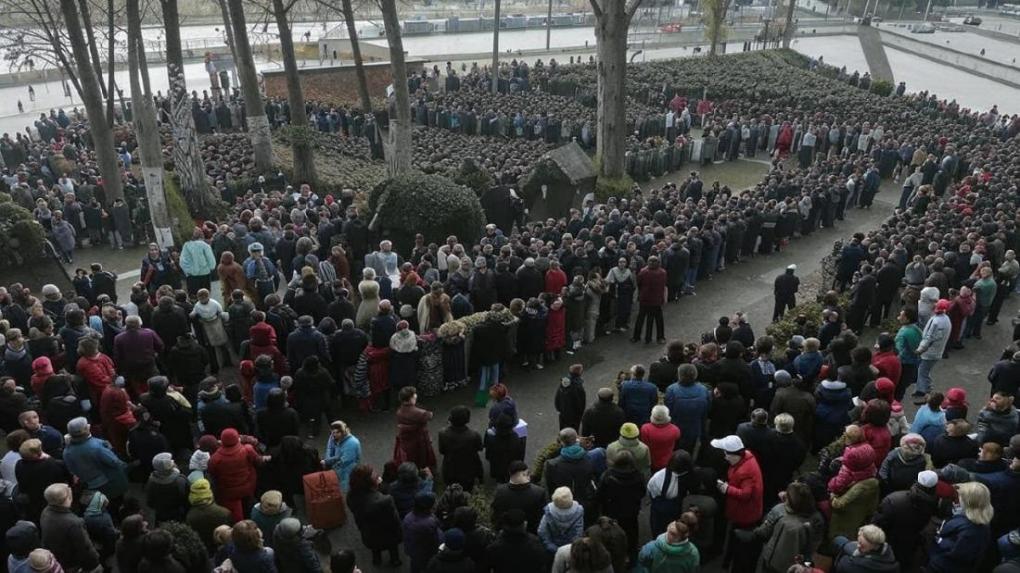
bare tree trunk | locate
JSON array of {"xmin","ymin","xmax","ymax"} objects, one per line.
[
  {"xmin": 106, "ymin": 0, "xmax": 117, "ymax": 125},
  {"xmin": 127, "ymin": 0, "xmax": 174, "ymax": 250},
  {"xmin": 379, "ymin": 0, "xmax": 412, "ymax": 175},
  {"xmin": 229, "ymin": 0, "xmax": 274, "ymax": 173},
  {"xmin": 491, "ymin": 0, "xmax": 500, "ymax": 94},
  {"xmin": 217, "ymin": 0, "xmax": 240, "ymax": 65},
  {"xmin": 590, "ymin": 0, "xmax": 641, "ymax": 179},
  {"xmin": 78, "ymin": 0, "xmax": 108, "ymax": 100},
  {"xmin": 782, "ymin": 0, "xmax": 797, "ymax": 48},
  {"xmin": 161, "ymin": 0, "xmax": 218, "ymax": 214},
  {"xmin": 707, "ymin": 0, "xmax": 730, "ymax": 55},
  {"xmin": 341, "ymin": 0, "xmax": 374, "ymax": 114},
  {"xmin": 273, "ymin": 0, "xmax": 318, "ymax": 187},
  {"xmin": 60, "ymin": 0, "xmax": 124, "ymax": 203}
]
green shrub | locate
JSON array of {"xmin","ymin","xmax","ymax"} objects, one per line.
[
  {"xmin": 594, "ymin": 175, "xmax": 635, "ymax": 203},
  {"xmin": 0, "ymin": 200, "xmax": 46, "ymax": 269},
  {"xmin": 765, "ymin": 300, "xmax": 825, "ymax": 355},
  {"xmin": 367, "ymin": 172, "xmax": 486, "ymax": 251},
  {"xmin": 870, "ymin": 79, "xmax": 894, "ymax": 97},
  {"xmin": 454, "ymin": 158, "xmax": 494, "ymax": 197}
]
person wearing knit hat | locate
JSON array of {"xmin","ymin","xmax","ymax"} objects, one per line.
[
  {"xmin": 185, "ymin": 479, "xmax": 232, "ymax": 552},
  {"xmin": 251, "ymin": 490, "xmax": 292, "ymax": 546},
  {"xmin": 878, "ymin": 433, "xmax": 931, "ymax": 495},
  {"xmin": 27, "ymin": 548, "xmax": 60, "ymax": 573},
  {"xmin": 607, "ymin": 423, "xmax": 651, "ymax": 476},
  {"xmin": 426, "ymin": 527, "xmax": 471, "ymax": 571},
  {"xmin": 641, "ymin": 405, "xmax": 681, "ymax": 473},
  {"xmin": 146, "ymin": 452, "xmax": 190, "ymax": 524},
  {"xmin": 188, "ymin": 450, "xmax": 211, "ymax": 483},
  {"xmin": 914, "ymin": 297, "xmax": 952, "ymax": 405},
  {"xmin": 942, "ymin": 387, "xmax": 969, "ymax": 421},
  {"xmin": 272, "ymin": 517, "xmax": 320, "ymax": 570}
]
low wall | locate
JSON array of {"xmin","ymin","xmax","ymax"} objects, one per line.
[
  {"xmin": 878, "ymin": 29, "xmax": 1020, "ymax": 88},
  {"xmin": 261, "ymin": 60, "xmax": 426, "ymax": 109}
]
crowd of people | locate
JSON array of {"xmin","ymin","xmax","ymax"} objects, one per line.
[{"xmin": 0, "ymin": 46, "xmax": 1019, "ymax": 573}]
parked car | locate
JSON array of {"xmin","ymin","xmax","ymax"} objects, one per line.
[
  {"xmin": 910, "ymin": 22, "xmax": 936, "ymax": 33},
  {"xmin": 963, "ymin": 15, "xmax": 982, "ymax": 25}
]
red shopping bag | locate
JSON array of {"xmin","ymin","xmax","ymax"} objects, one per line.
[{"xmin": 302, "ymin": 471, "xmax": 347, "ymax": 530}]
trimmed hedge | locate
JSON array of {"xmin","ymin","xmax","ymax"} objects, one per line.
[
  {"xmin": 454, "ymin": 158, "xmax": 494, "ymax": 197},
  {"xmin": 594, "ymin": 175, "xmax": 635, "ymax": 203},
  {"xmin": 367, "ymin": 172, "xmax": 485, "ymax": 251},
  {"xmin": 0, "ymin": 194, "xmax": 47, "ymax": 269}
]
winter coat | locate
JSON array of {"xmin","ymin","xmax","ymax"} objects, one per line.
[
  {"xmin": 619, "ymin": 379, "xmax": 659, "ymax": 426},
  {"xmin": 581, "ymin": 400, "xmax": 627, "ymax": 449},
  {"xmin": 930, "ymin": 434, "xmax": 980, "ymax": 468},
  {"xmin": 753, "ymin": 503, "xmax": 825, "ymax": 573},
  {"xmin": 208, "ymin": 429, "xmax": 261, "ymax": 501},
  {"xmin": 425, "ymin": 548, "xmax": 474, "ymax": 573},
  {"xmin": 879, "ymin": 448, "xmax": 933, "ymax": 494},
  {"xmin": 485, "ymin": 526, "xmax": 549, "ymax": 573},
  {"xmin": 394, "ymin": 404, "xmax": 437, "ymax": 470},
  {"xmin": 491, "ymin": 481, "xmax": 548, "ymax": 534},
  {"xmin": 664, "ymin": 382, "xmax": 711, "ymax": 442},
  {"xmin": 438, "ymin": 425, "xmax": 483, "ymax": 488},
  {"xmin": 637, "ymin": 266, "xmax": 667, "ymax": 306},
  {"xmin": 976, "ymin": 406, "xmax": 1020, "ymax": 446},
  {"xmin": 484, "ymin": 426, "xmax": 526, "ymax": 482},
  {"xmin": 255, "ymin": 394, "xmax": 300, "ymax": 448},
  {"xmin": 554, "ymin": 375, "xmax": 586, "ymax": 431},
  {"xmin": 871, "ymin": 485, "xmax": 937, "ymax": 569},
  {"xmin": 606, "ymin": 437, "xmax": 651, "ymax": 477},
  {"xmin": 403, "ymin": 510, "xmax": 442, "ymax": 572},
  {"xmin": 724, "ymin": 451, "xmax": 764, "ymax": 527},
  {"xmin": 545, "ymin": 303, "xmax": 566, "ymax": 352},
  {"xmin": 186, "ymin": 502, "xmax": 234, "ymax": 552},
  {"xmin": 537, "ymin": 502, "xmax": 585, "ymax": 552},
  {"xmin": 543, "ymin": 448, "xmax": 597, "ymax": 507},
  {"xmin": 40, "ymin": 505, "xmax": 100, "ymax": 572},
  {"xmin": 814, "ymin": 380, "xmax": 852, "ymax": 448},
  {"xmin": 918, "ymin": 314, "xmax": 951, "ymax": 361},
  {"xmin": 598, "ymin": 466, "xmax": 646, "ymax": 521},
  {"xmin": 829, "ymin": 478, "xmax": 880, "ymax": 541},
  {"xmin": 75, "ymin": 352, "xmax": 116, "ymax": 405},
  {"xmin": 348, "ymin": 488, "xmax": 403, "ymax": 550},
  {"xmin": 274, "ymin": 533, "xmax": 321, "ymax": 573},
  {"xmin": 637, "ymin": 534, "xmax": 700, "ymax": 573},
  {"xmin": 927, "ymin": 514, "xmax": 991, "ymax": 573},
  {"xmin": 145, "ymin": 472, "xmax": 190, "ymax": 524},
  {"xmin": 641, "ymin": 422, "xmax": 682, "ymax": 471},
  {"xmin": 832, "ymin": 541, "xmax": 900, "ymax": 573},
  {"xmin": 248, "ymin": 322, "xmax": 288, "ymax": 374},
  {"xmin": 62, "ymin": 434, "xmax": 128, "ymax": 498},
  {"xmin": 15, "ymin": 457, "xmax": 71, "ymax": 522},
  {"xmin": 324, "ymin": 433, "xmax": 362, "ymax": 492}
]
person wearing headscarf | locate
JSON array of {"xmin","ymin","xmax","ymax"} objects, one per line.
[{"xmin": 145, "ymin": 452, "xmax": 190, "ymax": 524}]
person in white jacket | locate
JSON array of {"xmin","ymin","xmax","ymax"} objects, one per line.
[{"xmin": 915, "ymin": 299, "xmax": 952, "ymax": 403}]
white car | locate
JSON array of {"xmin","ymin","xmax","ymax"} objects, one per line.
[
  {"xmin": 963, "ymin": 15, "xmax": 982, "ymax": 25},
  {"xmin": 910, "ymin": 23, "xmax": 936, "ymax": 33}
]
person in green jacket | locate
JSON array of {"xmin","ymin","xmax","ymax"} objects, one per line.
[
  {"xmin": 638, "ymin": 519, "xmax": 700, "ymax": 572},
  {"xmin": 894, "ymin": 307, "xmax": 923, "ymax": 401}
]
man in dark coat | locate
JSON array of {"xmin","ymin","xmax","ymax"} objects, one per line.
[
  {"xmin": 988, "ymin": 351, "xmax": 1020, "ymax": 397},
  {"xmin": 847, "ymin": 265, "xmax": 878, "ymax": 334},
  {"xmin": 581, "ymin": 388, "xmax": 627, "ymax": 449},
  {"xmin": 39, "ymin": 483, "xmax": 100, "ymax": 573},
  {"xmin": 836, "ymin": 237, "xmax": 866, "ymax": 291},
  {"xmin": 870, "ymin": 472, "xmax": 939, "ymax": 572},
  {"xmin": 515, "ymin": 259, "xmax": 544, "ymax": 301},
  {"xmin": 490, "ymin": 461, "xmax": 548, "ymax": 534},
  {"xmin": 554, "ymin": 365, "xmax": 587, "ymax": 431},
  {"xmin": 649, "ymin": 342, "xmax": 684, "ymax": 393},
  {"xmin": 286, "ymin": 316, "xmax": 329, "ymax": 374},
  {"xmin": 872, "ymin": 258, "xmax": 904, "ymax": 327},
  {"xmin": 543, "ymin": 429, "xmax": 597, "ymax": 521},
  {"xmin": 663, "ymin": 241, "xmax": 690, "ymax": 303},
  {"xmin": 438, "ymin": 406, "xmax": 484, "ymax": 492},
  {"xmin": 773, "ymin": 264, "xmax": 800, "ymax": 322},
  {"xmin": 485, "ymin": 509, "xmax": 548, "ymax": 573}
]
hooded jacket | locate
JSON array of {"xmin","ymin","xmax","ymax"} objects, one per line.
[
  {"xmin": 537, "ymin": 501, "xmax": 584, "ymax": 552},
  {"xmin": 637, "ymin": 534, "xmax": 700, "ymax": 572},
  {"xmin": 208, "ymin": 429, "xmax": 260, "ymax": 501},
  {"xmin": 872, "ymin": 484, "xmax": 937, "ymax": 569},
  {"xmin": 832, "ymin": 540, "xmax": 900, "ymax": 573}
]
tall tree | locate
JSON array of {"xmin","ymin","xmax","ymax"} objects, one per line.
[
  {"xmin": 77, "ymin": 0, "xmax": 108, "ymax": 101},
  {"xmin": 271, "ymin": 0, "xmax": 318, "ymax": 186},
  {"xmin": 229, "ymin": 0, "xmax": 275, "ymax": 173},
  {"xmin": 106, "ymin": 0, "xmax": 117, "ymax": 125},
  {"xmin": 217, "ymin": 0, "xmax": 240, "ymax": 66},
  {"xmin": 704, "ymin": 0, "xmax": 730, "ymax": 56},
  {"xmin": 491, "ymin": 0, "xmax": 500, "ymax": 94},
  {"xmin": 378, "ymin": 0, "xmax": 412, "ymax": 175},
  {"xmin": 127, "ymin": 0, "xmax": 173, "ymax": 249},
  {"xmin": 60, "ymin": 0, "xmax": 124, "ymax": 203},
  {"xmin": 0, "ymin": 0, "xmax": 83, "ymax": 98},
  {"xmin": 589, "ymin": 0, "xmax": 644, "ymax": 180},
  {"xmin": 782, "ymin": 0, "xmax": 797, "ymax": 48},
  {"xmin": 159, "ymin": 0, "xmax": 218, "ymax": 214},
  {"xmin": 339, "ymin": 0, "xmax": 374, "ymax": 114}
]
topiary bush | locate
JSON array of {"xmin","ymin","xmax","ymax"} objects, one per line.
[
  {"xmin": 870, "ymin": 79, "xmax": 894, "ymax": 97},
  {"xmin": 0, "ymin": 197, "xmax": 47, "ymax": 269},
  {"xmin": 454, "ymin": 157, "xmax": 494, "ymax": 197},
  {"xmin": 367, "ymin": 172, "xmax": 486, "ymax": 251},
  {"xmin": 594, "ymin": 175, "xmax": 635, "ymax": 203}
]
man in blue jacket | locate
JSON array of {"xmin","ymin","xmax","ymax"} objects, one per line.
[{"xmin": 619, "ymin": 365, "xmax": 659, "ymax": 426}]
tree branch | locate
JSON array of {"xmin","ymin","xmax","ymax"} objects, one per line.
[
  {"xmin": 625, "ymin": 0, "xmax": 644, "ymax": 18},
  {"xmin": 588, "ymin": 0, "xmax": 603, "ymax": 19}
]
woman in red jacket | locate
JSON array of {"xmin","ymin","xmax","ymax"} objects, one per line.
[
  {"xmin": 209, "ymin": 428, "xmax": 264, "ymax": 521},
  {"xmin": 392, "ymin": 386, "xmax": 436, "ymax": 472},
  {"xmin": 640, "ymin": 405, "xmax": 681, "ymax": 472},
  {"xmin": 545, "ymin": 297, "xmax": 566, "ymax": 361},
  {"xmin": 712, "ymin": 434, "xmax": 764, "ymax": 570},
  {"xmin": 246, "ymin": 316, "xmax": 288, "ymax": 376},
  {"xmin": 76, "ymin": 337, "xmax": 115, "ymax": 408},
  {"xmin": 99, "ymin": 378, "xmax": 136, "ymax": 456}
]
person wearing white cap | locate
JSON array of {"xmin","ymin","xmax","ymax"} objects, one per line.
[
  {"xmin": 243, "ymin": 241, "xmax": 279, "ymax": 306},
  {"xmin": 710, "ymin": 434, "xmax": 763, "ymax": 569},
  {"xmin": 871, "ymin": 469, "xmax": 938, "ymax": 571},
  {"xmin": 773, "ymin": 264, "xmax": 799, "ymax": 322}
]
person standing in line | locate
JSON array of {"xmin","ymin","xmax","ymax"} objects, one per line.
[
  {"xmin": 773, "ymin": 264, "xmax": 799, "ymax": 322},
  {"xmin": 180, "ymin": 227, "xmax": 218, "ymax": 296},
  {"xmin": 632, "ymin": 256, "xmax": 667, "ymax": 344},
  {"xmin": 913, "ymin": 299, "xmax": 952, "ymax": 405}
]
